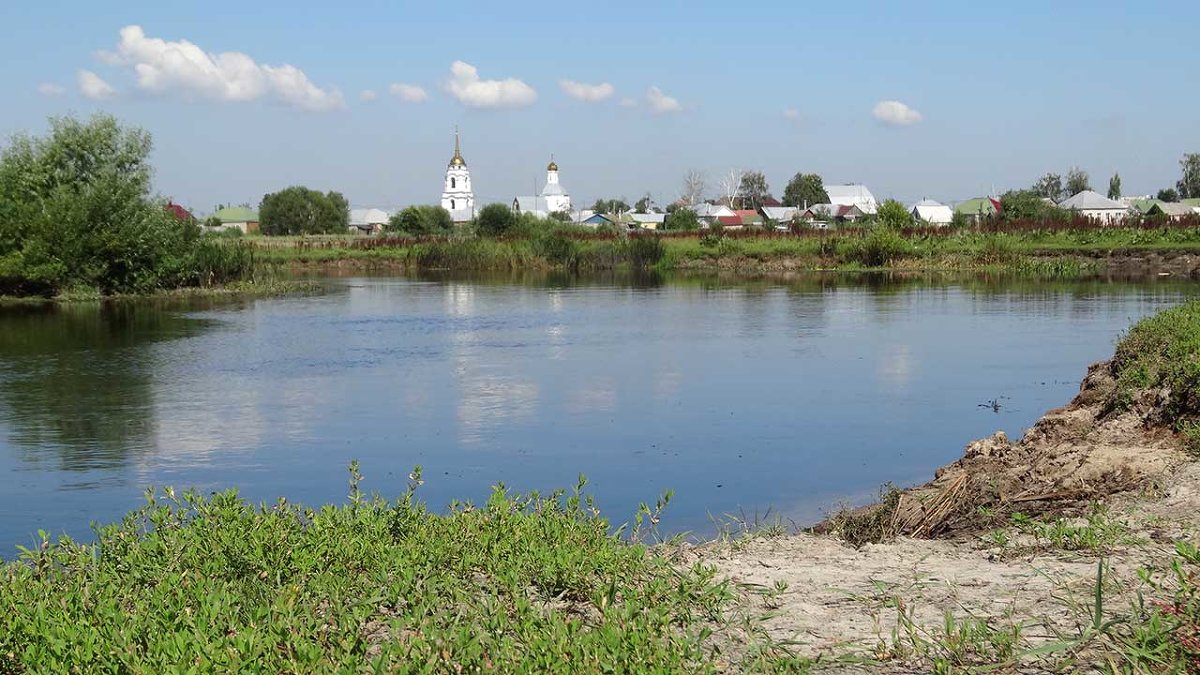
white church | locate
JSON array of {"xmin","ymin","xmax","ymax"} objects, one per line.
[
  {"xmin": 440, "ymin": 129, "xmax": 475, "ymax": 223},
  {"xmin": 513, "ymin": 160, "xmax": 572, "ymax": 218}
]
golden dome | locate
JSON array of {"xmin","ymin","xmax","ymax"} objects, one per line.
[
  {"xmin": 449, "ymin": 128, "xmax": 466, "ymax": 167},
  {"xmin": 547, "ymin": 160, "xmax": 558, "ymax": 172}
]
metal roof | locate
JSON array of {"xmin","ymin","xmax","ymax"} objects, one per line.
[
  {"xmin": 349, "ymin": 208, "xmax": 390, "ymax": 226},
  {"xmin": 213, "ymin": 205, "xmax": 258, "ymax": 223},
  {"xmin": 1058, "ymin": 190, "xmax": 1128, "ymax": 211}
]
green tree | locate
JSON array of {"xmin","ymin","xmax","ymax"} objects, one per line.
[
  {"xmin": 1000, "ymin": 189, "xmax": 1067, "ymax": 221},
  {"xmin": 1179, "ymin": 153, "xmax": 1200, "ymax": 199},
  {"xmin": 634, "ymin": 194, "xmax": 653, "ymax": 213},
  {"xmin": 736, "ymin": 171, "xmax": 770, "ymax": 210},
  {"xmin": 0, "ymin": 114, "xmax": 248, "ymax": 295},
  {"xmin": 259, "ymin": 186, "xmax": 350, "ymax": 235},
  {"xmin": 781, "ymin": 173, "xmax": 830, "ymax": 208},
  {"xmin": 1032, "ymin": 173, "xmax": 1064, "ymax": 202},
  {"xmin": 1066, "ymin": 167, "xmax": 1091, "ymax": 196},
  {"xmin": 663, "ymin": 208, "xmax": 699, "ymax": 231},
  {"xmin": 388, "ymin": 205, "xmax": 453, "ymax": 235},
  {"xmin": 1158, "ymin": 188, "xmax": 1180, "ymax": 202},
  {"xmin": 474, "ymin": 203, "xmax": 517, "ymax": 236},
  {"xmin": 548, "ymin": 210, "xmax": 572, "ymax": 223},
  {"xmin": 1107, "ymin": 173, "xmax": 1122, "ymax": 200},
  {"xmin": 590, "ymin": 198, "xmax": 629, "ymax": 215},
  {"xmin": 876, "ymin": 199, "xmax": 913, "ymax": 229}
]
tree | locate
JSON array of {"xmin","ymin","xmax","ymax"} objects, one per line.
[
  {"xmin": 1066, "ymin": 167, "xmax": 1091, "ymax": 196},
  {"xmin": 1000, "ymin": 189, "xmax": 1067, "ymax": 221},
  {"xmin": 474, "ymin": 203, "xmax": 516, "ymax": 236},
  {"xmin": 1107, "ymin": 173, "xmax": 1122, "ymax": 200},
  {"xmin": 548, "ymin": 210, "xmax": 572, "ymax": 222},
  {"xmin": 781, "ymin": 173, "xmax": 830, "ymax": 208},
  {"xmin": 590, "ymin": 198, "xmax": 629, "ymax": 215},
  {"xmin": 1158, "ymin": 188, "xmax": 1180, "ymax": 202},
  {"xmin": 1179, "ymin": 153, "xmax": 1200, "ymax": 199},
  {"xmin": 718, "ymin": 168, "xmax": 744, "ymax": 209},
  {"xmin": 0, "ymin": 114, "xmax": 247, "ymax": 295},
  {"xmin": 388, "ymin": 205, "xmax": 453, "ymax": 235},
  {"xmin": 1032, "ymin": 173, "xmax": 1064, "ymax": 202},
  {"xmin": 680, "ymin": 169, "xmax": 706, "ymax": 207},
  {"xmin": 663, "ymin": 208, "xmax": 699, "ymax": 231},
  {"xmin": 876, "ymin": 199, "xmax": 913, "ymax": 229},
  {"xmin": 634, "ymin": 194, "xmax": 654, "ymax": 213},
  {"xmin": 259, "ymin": 186, "xmax": 350, "ymax": 235},
  {"xmin": 736, "ymin": 171, "xmax": 770, "ymax": 210}
]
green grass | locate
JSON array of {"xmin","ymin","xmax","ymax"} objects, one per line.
[
  {"xmin": 1110, "ymin": 299, "xmax": 1200, "ymax": 429},
  {"xmin": 0, "ymin": 466, "xmax": 736, "ymax": 673}
]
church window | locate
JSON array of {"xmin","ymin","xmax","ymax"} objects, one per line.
[
  {"xmin": 451, "ymin": 199, "xmax": 456, "ymax": 209},
  {"xmin": 451, "ymin": 177, "xmax": 456, "ymax": 189}
]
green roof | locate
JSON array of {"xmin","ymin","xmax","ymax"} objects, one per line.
[
  {"xmin": 213, "ymin": 206, "xmax": 258, "ymax": 223},
  {"xmin": 954, "ymin": 197, "xmax": 997, "ymax": 215},
  {"xmin": 1127, "ymin": 198, "xmax": 1161, "ymax": 214},
  {"xmin": 1184, "ymin": 198, "xmax": 1200, "ymax": 207}
]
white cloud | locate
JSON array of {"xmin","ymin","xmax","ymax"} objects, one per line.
[
  {"xmin": 646, "ymin": 86, "xmax": 681, "ymax": 114},
  {"xmin": 77, "ymin": 70, "xmax": 115, "ymax": 99},
  {"xmin": 389, "ymin": 82, "xmax": 429, "ymax": 103},
  {"xmin": 37, "ymin": 82, "xmax": 66, "ymax": 97},
  {"xmin": 558, "ymin": 79, "xmax": 613, "ymax": 102},
  {"xmin": 872, "ymin": 100, "xmax": 923, "ymax": 126},
  {"xmin": 617, "ymin": 97, "xmax": 637, "ymax": 108},
  {"xmin": 100, "ymin": 25, "xmax": 345, "ymax": 112},
  {"xmin": 444, "ymin": 60, "xmax": 536, "ymax": 109}
]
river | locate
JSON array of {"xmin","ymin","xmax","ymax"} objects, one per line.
[{"xmin": 0, "ymin": 271, "xmax": 1192, "ymax": 552}]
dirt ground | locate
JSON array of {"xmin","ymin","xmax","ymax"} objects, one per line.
[{"xmin": 688, "ymin": 360, "xmax": 1200, "ymax": 672}]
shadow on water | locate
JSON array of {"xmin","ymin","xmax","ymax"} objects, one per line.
[{"xmin": 0, "ymin": 301, "xmax": 218, "ymax": 471}]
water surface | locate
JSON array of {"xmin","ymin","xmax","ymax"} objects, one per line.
[{"xmin": 0, "ymin": 272, "xmax": 1193, "ymax": 551}]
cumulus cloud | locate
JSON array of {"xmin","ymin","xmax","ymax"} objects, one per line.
[
  {"xmin": 646, "ymin": 86, "xmax": 681, "ymax": 114},
  {"xmin": 78, "ymin": 70, "xmax": 115, "ymax": 99},
  {"xmin": 37, "ymin": 82, "xmax": 66, "ymax": 97},
  {"xmin": 99, "ymin": 25, "xmax": 345, "ymax": 111},
  {"xmin": 617, "ymin": 97, "xmax": 637, "ymax": 108},
  {"xmin": 558, "ymin": 79, "xmax": 613, "ymax": 102},
  {"xmin": 444, "ymin": 60, "xmax": 536, "ymax": 109},
  {"xmin": 389, "ymin": 82, "xmax": 429, "ymax": 103},
  {"xmin": 359, "ymin": 89, "xmax": 378, "ymax": 102},
  {"xmin": 872, "ymin": 100, "xmax": 923, "ymax": 126}
]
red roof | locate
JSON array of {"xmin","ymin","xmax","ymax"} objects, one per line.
[
  {"xmin": 164, "ymin": 201, "xmax": 193, "ymax": 221},
  {"xmin": 716, "ymin": 215, "xmax": 742, "ymax": 226},
  {"xmin": 989, "ymin": 198, "xmax": 1003, "ymax": 214},
  {"xmin": 761, "ymin": 196, "xmax": 782, "ymax": 207},
  {"xmin": 733, "ymin": 210, "xmax": 759, "ymax": 219}
]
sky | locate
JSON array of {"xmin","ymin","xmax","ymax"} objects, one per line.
[{"xmin": 3, "ymin": 0, "xmax": 1198, "ymax": 214}]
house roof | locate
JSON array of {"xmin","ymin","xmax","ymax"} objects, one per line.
[
  {"xmin": 825, "ymin": 184, "xmax": 878, "ymax": 213},
  {"xmin": 581, "ymin": 213, "xmax": 615, "ymax": 225},
  {"xmin": 1149, "ymin": 202, "xmax": 1197, "ymax": 217},
  {"xmin": 349, "ymin": 208, "xmax": 390, "ymax": 226},
  {"xmin": 954, "ymin": 197, "xmax": 1000, "ymax": 216},
  {"xmin": 629, "ymin": 213, "xmax": 666, "ymax": 224},
  {"xmin": 213, "ymin": 205, "xmax": 258, "ymax": 223},
  {"xmin": 514, "ymin": 196, "xmax": 551, "ymax": 214},
  {"xmin": 540, "ymin": 182, "xmax": 566, "ymax": 197},
  {"xmin": 761, "ymin": 206, "xmax": 799, "ymax": 221},
  {"xmin": 692, "ymin": 203, "xmax": 735, "ymax": 217},
  {"xmin": 716, "ymin": 215, "xmax": 743, "ymax": 226},
  {"xmin": 1184, "ymin": 198, "xmax": 1200, "ymax": 207},
  {"xmin": 911, "ymin": 199, "xmax": 954, "ymax": 224},
  {"xmin": 760, "ymin": 195, "xmax": 782, "ymax": 207},
  {"xmin": 803, "ymin": 203, "xmax": 863, "ymax": 219},
  {"xmin": 164, "ymin": 202, "xmax": 193, "ymax": 221},
  {"xmin": 1058, "ymin": 190, "xmax": 1127, "ymax": 211}
]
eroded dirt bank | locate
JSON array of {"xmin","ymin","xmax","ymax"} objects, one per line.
[{"xmin": 690, "ymin": 359, "xmax": 1199, "ymax": 672}]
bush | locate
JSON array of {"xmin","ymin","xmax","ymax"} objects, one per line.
[
  {"xmin": 663, "ymin": 209, "xmax": 700, "ymax": 231},
  {"xmin": 259, "ymin": 186, "xmax": 349, "ymax": 235},
  {"xmin": 840, "ymin": 227, "xmax": 913, "ymax": 267},
  {"xmin": 388, "ymin": 205, "xmax": 453, "ymax": 236},
  {"xmin": 532, "ymin": 230, "xmax": 579, "ymax": 267},
  {"xmin": 877, "ymin": 199, "xmax": 914, "ymax": 229},
  {"xmin": 474, "ymin": 203, "xmax": 517, "ymax": 237},
  {"xmin": 1110, "ymin": 300, "xmax": 1200, "ymax": 423},
  {"xmin": 626, "ymin": 235, "xmax": 665, "ymax": 268},
  {"xmin": 0, "ymin": 114, "xmax": 253, "ymax": 296}
]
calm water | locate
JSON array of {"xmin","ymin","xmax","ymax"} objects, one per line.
[{"xmin": 0, "ymin": 272, "xmax": 1194, "ymax": 552}]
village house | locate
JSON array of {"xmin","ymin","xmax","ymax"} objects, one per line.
[
  {"xmin": 801, "ymin": 203, "xmax": 865, "ymax": 225},
  {"xmin": 1057, "ymin": 190, "xmax": 1131, "ymax": 224},
  {"xmin": 349, "ymin": 208, "xmax": 390, "ymax": 234},
  {"xmin": 1146, "ymin": 202, "xmax": 1197, "ymax": 221},
  {"xmin": 825, "ymin": 184, "xmax": 879, "ymax": 215},
  {"xmin": 760, "ymin": 206, "xmax": 799, "ymax": 225},
  {"xmin": 628, "ymin": 213, "xmax": 666, "ymax": 230},
  {"xmin": 691, "ymin": 203, "xmax": 736, "ymax": 225},
  {"xmin": 954, "ymin": 197, "xmax": 1001, "ymax": 223},
  {"xmin": 164, "ymin": 201, "xmax": 194, "ymax": 223},
  {"xmin": 910, "ymin": 199, "xmax": 954, "ymax": 225},
  {"xmin": 208, "ymin": 205, "xmax": 259, "ymax": 233}
]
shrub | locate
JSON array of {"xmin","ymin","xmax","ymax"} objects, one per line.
[
  {"xmin": 474, "ymin": 203, "xmax": 517, "ymax": 237},
  {"xmin": 388, "ymin": 205, "xmax": 453, "ymax": 236},
  {"xmin": 0, "ymin": 114, "xmax": 253, "ymax": 296},
  {"xmin": 663, "ymin": 209, "xmax": 700, "ymax": 231},
  {"xmin": 532, "ymin": 231, "xmax": 579, "ymax": 267},
  {"xmin": 626, "ymin": 235, "xmax": 665, "ymax": 268},
  {"xmin": 1110, "ymin": 300, "xmax": 1200, "ymax": 423},
  {"xmin": 840, "ymin": 227, "xmax": 913, "ymax": 267},
  {"xmin": 259, "ymin": 186, "xmax": 349, "ymax": 235}
]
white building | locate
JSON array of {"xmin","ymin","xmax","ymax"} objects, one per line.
[
  {"xmin": 1057, "ymin": 190, "xmax": 1130, "ymax": 224},
  {"xmin": 349, "ymin": 208, "xmax": 390, "ymax": 234},
  {"xmin": 825, "ymin": 184, "xmax": 879, "ymax": 215},
  {"xmin": 910, "ymin": 199, "xmax": 954, "ymax": 225},
  {"xmin": 513, "ymin": 160, "xmax": 572, "ymax": 218},
  {"xmin": 440, "ymin": 129, "xmax": 475, "ymax": 223}
]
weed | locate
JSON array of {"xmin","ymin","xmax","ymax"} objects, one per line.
[{"xmin": 827, "ymin": 483, "xmax": 903, "ymax": 548}]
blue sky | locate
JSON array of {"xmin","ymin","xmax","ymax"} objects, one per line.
[{"xmin": 3, "ymin": 1, "xmax": 1198, "ymax": 214}]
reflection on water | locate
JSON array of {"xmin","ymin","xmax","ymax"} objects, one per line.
[{"xmin": 0, "ymin": 272, "xmax": 1194, "ymax": 552}]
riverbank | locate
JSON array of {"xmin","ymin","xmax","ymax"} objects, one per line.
[
  {"xmin": 0, "ymin": 277, "xmax": 320, "ymax": 306},
  {"xmin": 250, "ymin": 226, "xmax": 1200, "ymax": 279},
  {"xmin": 3, "ymin": 301, "xmax": 1200, "ymax": 672}
]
